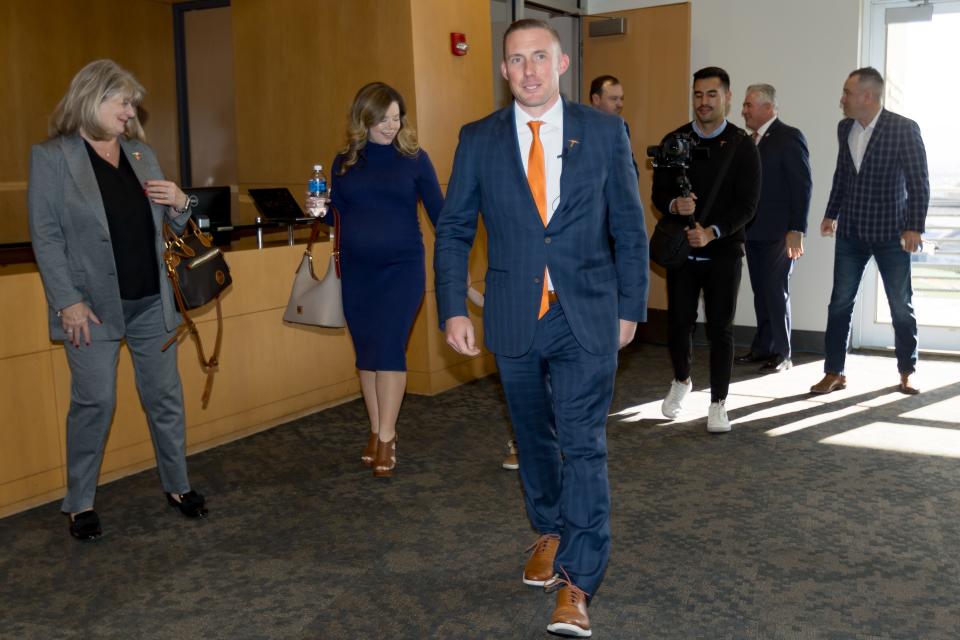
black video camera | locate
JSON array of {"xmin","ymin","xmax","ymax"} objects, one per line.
[
  {"xmin": 647, "ymin": 132, "xmax": 707, "ymax": 199},
  {"xmin": 646, "ymin": 132, "xmax": 705, "ymax": 170}
]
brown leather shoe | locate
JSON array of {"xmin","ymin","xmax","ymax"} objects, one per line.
[
  {"xmin": 810, "ymin": 373, "xmax": 846, "ymax": 394},
  {"xmin": 502, "ymin": 440, "xmax": 519, "ymax": 470},
  {"xmin": 372, "ymin": 436, "xmax": 396, "ymax": 477},
  {"xmin": 361, "ymin": 431, "xmax": 378, "ymax": 467},
  {"xmin": 523, "ymin": 533, "xmax": 560, "ymax": 586},
  {"xmin": 547, "ymin": 584, "xmax": 591, "ymax": 637},
  {"xmin": 899, "ymin": 373, "xmax": 920, "ymax": 395}
]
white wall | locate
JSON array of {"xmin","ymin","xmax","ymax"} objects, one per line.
[{"xmin": 587, "ymin": 0, "xmax": 863, "ymax": 335}]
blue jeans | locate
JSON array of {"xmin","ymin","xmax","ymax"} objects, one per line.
[{"xmin": 824, "ymin": 236, "xmax": 918, "ymax": 376}]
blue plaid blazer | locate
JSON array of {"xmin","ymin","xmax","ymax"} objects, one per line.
[
  {"xmin": 434, "ymin": 100, "xmax": 648, "ymax": 357},
  {"xmin": 825, "ymin": 109, "xmax": 929, "ymax": 242}
]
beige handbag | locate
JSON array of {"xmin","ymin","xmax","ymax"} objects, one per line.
[{"xmin": 282, "ymin": 207, "xmax": 345, "ymax": 328}]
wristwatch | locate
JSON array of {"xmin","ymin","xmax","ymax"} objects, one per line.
[{"xmin": 174, "ymin": 194, "xmax": 199, "ymax": 214}]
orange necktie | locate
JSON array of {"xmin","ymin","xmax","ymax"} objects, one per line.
[{"xmin": 527, "ymin": 120, "xmax": 550, "ymax": 319}]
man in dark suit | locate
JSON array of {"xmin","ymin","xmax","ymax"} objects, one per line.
[
  {"xmin": 434, "ymin": 19, "xmax": 647, "ymax": 637},
  {"xmin": 589, "ymin": 75, "xmax": 624, "ymax": 116},
  {"xmin": 651, "ymin": 67, "xmax": 761, "ymax": 433},
  {"xmin": 735, "ymin": 84, "xmax": 812, "ymax": 373},
  {"xmin": 589, "ymin": 74, "xmax": 639, "ymax": 177},
  {"xmin": 811, "ymin": 67, "xmax": 929, "ymax": 395}
]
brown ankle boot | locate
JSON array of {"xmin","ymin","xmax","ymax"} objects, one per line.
[
  {"xmin": 361, "ymin": 431, "xmax": 379, "ymax": 466},
  {"xmin": 373, "ymin": 436, "xmax": 396, "ymax": 477}
]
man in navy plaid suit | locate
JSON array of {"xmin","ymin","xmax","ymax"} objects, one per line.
[
  {"xmin": 435, "ymin": 19, "xmax": 647, "ymax": 637},
  {"xmin": 811, "ymin": 67, "xmax": 929, "ymax": 396}
]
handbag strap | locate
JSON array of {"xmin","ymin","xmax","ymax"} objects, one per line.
[
  {"xmin": 693, "ymin": 129, "xmax": 746, "ymax": 226},
  {"xmin": 161, "ymin": 222, "xmax": 224, "ymax": 409},
  {"xmin": 306, "ymin": 205, "xmax": 341, "ymax": 278}
]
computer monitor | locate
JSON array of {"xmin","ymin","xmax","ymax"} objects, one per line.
[{"xmin": 185, "ymin": 186, "xmax": 232, "ymax": 245}]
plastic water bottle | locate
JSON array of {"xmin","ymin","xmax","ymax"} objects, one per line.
[{"xmin": 306, "ymin": 164, "xmax": 327, "ymax": 217}]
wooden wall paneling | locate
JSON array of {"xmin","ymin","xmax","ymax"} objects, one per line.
[
  {"xmin": 0, "ymin": 352, "xmax": 64, "ymax": 494},
  {"xmin": 402, "ymin": 0, "xmax": 496, "ymax": 393},
  {"xmin": 185, "ymin": 6, "xmax": 239, "ymax": 187},
  {"xmin": 0, "ymin": 187, "xmax": 29, "ymax": 244},
  {"xmin": 232, "ymin": 0, "xmax": 416, "ymax": 189},
  {"xmin": 408, "ymin": 0, "xmax": 495, "ymax": 181},
  {"xmin": 581, "ymin": 4, "xmax": 691, "ymax": 310},
  {"xmin": 0, "ymin": 269, "xmax": 54, "ymax": 359}
]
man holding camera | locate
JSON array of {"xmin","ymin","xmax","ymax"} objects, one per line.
[{"xmin": 651, "ymin": 66, "xmax": 761, "ymax": 432}]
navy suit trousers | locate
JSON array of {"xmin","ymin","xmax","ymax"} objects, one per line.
[
  {"xmin": 495, "ymin": 302, "xmax": 617, "ymax": 596},
  {"xmin": 746, "ymin": 239, "xmax": 795, "ymax": 359}
]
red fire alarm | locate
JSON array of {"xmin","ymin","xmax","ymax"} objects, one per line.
[{"xmin": 451, "ymin": 32, "xmax": 468, "ymax": 56}]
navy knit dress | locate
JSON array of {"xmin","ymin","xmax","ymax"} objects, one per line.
[{"xmin": 328, "ymin": 142, "xmax": 443, "ymax": 371}]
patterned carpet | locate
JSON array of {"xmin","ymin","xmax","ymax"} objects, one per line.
[{"xmin": 1, "ymin": 343, "xmax": 959, "ymax": 639}]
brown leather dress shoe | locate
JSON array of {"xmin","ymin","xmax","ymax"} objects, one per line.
[
  {"xmin": 899, "ymin": 373, "xmax": 920, "ymax": 395},
  {"xmin": 810, "ymin": 373, "xmax": 846, "ymax": 394},
  {"xmin": 523, "ymin": 533, "xmax": 560, "ymax": 586},
  {"xmin": 372, "ymin": 436, "xmax": 396, "ymax": 477},
  {"xmin": 547, "ymin": 585, "xmax": 592, "ymax": 637},
  {"xmin": 361, "ymin": 431, "xmax": 378, "ymax": 467}
]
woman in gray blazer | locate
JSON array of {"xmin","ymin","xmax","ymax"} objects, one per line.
[{"xmin": 28, "ymin": 59, "xmax": 207, "ymax": 541}]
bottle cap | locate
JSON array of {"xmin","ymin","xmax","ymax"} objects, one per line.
[{"xmin": 313, "ymin": 164, "xmax": 322, "ymax": 171}]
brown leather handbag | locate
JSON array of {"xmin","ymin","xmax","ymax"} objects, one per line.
[
  {"xmin": 161, "ymin": 218, "xmax": 232, "ymax": 408},
  {"xmin": 283, "ymin": 207, "xmax": 345, "ymax": 328}
]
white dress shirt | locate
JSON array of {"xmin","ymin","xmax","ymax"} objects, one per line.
[
  {"xmin": 514, "ymin": 98, "xmax": 563, "ymax": 290},
  {"xmin": 848, "ymin": 108, "xmax": 881, "ymax": 173},
  {"xmin": 752, "ymin": 115, "xmax": 777, "ymax": 143}
]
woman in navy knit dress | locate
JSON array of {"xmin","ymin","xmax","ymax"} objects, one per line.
[{"xmin": 327, "ymin": 82, "xmax": 443, "ymax": 477}]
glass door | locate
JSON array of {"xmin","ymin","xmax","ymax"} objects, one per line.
[{"xmin": 856, "ymin": 1, "xmax": 960, "ymax": 353}]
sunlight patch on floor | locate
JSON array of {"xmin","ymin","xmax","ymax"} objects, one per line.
[
  {"xmin": 821, "ymin": 422, "xmax": 960, "ymax": 458},
  {"xmin": 900, "ymin": 394, "xmax": 960, "ymax": 423},
  {"xmin": 765, "ymin": 405, "xmax": 868, "ymax": 437}
]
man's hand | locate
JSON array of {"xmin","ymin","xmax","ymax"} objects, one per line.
[
  {"xmin": 901, "ymin": 230, "xmax": 922, "ymax": 253},
  {"xmin": 444, "ymin": 315, "xmax": 481, "ymax": 356},
  {"xmin": 820, "ymin": 217, "xmax": 837, "ymax": 237},
  {"xmin": 786, "ymin": 231, "xmax": 804, "ymax": 259},
  {"xmin": 686, "ymin": 222, "xmax": 714, "ymax": 248},
  {"xmin": 672, "ymin": 193, "xmax": 698, "ymax": 216},
  {"xmin": 619, "ymin": 320, "xmax": 637, "ymax": 350}
]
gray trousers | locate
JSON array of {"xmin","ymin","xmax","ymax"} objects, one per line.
[{"xmin": 61, "ymin": 295, "xmax": 190, "ymax": 513}]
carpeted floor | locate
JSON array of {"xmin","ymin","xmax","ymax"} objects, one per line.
[{"xmin": 2, "ymin": 343, "xmax": 960, "ymax": 639}]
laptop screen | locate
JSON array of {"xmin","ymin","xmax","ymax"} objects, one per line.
[{"xmin": 247, "ymin": 187, "xmax": 306, "ymax": 220}]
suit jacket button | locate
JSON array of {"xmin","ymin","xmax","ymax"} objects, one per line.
[{"xmin": 544, "ymin": 237, "xmax": 551, "ymax": 244}]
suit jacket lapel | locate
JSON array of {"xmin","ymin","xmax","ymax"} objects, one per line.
[
  {"xmin": 119, "ymin": 137, "xmax": 165, "ymax": 229},
  {"xmin": 859, "ymin": 109, "xmax": 888, "ymax": 170},
  {"xmin": 497, "ymin": 105, "xmax": 545, "ymax": 226},
  {"xmin": 61, "ymin": 134, "xmax": 110, "ymax": 236},
  {"xmin": 554, "ymin": 99, "xmax": 583, "ymax": 226}
]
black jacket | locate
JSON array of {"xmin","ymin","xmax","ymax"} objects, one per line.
[{"xmin": 651, "ymin": 121, "xmax": 761, "ymax": 259}]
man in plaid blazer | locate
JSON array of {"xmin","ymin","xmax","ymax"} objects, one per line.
[{"xmin": 811, "ymin": 67, "xmax": 929, "ymax": 395}]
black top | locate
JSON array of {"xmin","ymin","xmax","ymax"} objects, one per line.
[
  {"xmin": 84, "ymin": 141, "xmax": 159, "ymax": 299},
  {"xmin": 651, "ymin": 122, "xmax": 761, "ymax": 259}
]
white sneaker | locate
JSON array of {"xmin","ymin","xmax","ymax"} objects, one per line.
[
  {"xmin": 661, "ymin": 379, "xmax": 692, "ymax": 419},
  {"xmin": 707, "ymin": 400, "xmax": 731, "ymax": 433}
]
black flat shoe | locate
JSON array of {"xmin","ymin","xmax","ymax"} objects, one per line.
[
  {"xmin": 69, "ymin": 510, "xmax": 102, "ymax": 541},
  {"xmin": 166, "ymin": 490, "xmax": 208, "ymax": 518},
  {"xmin": 735, "ymin": 351, "xmax": 771, "ymax": 365}
]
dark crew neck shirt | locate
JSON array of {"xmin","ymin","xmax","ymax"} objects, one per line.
[{"xmin": 84, "ymin": 141, "xmax": 160, "ymax": 299}]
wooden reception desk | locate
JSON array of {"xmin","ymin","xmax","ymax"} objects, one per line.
[{"xmin": 0, "ymin": 231, "xmax": 493, "ymax": 517}]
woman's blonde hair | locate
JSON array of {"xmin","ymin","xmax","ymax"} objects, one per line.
[
  {"xmin": 49, "ymin": 59, "xmax": 146, "ymax": 141},
  {"xmin": 338, "ymin": 82, "xmax": 418, "ymax": 175}
]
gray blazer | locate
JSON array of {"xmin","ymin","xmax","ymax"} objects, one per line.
[{"xmin": 27, "ymin": 134, "xmax": 190, "ymax": 341}]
